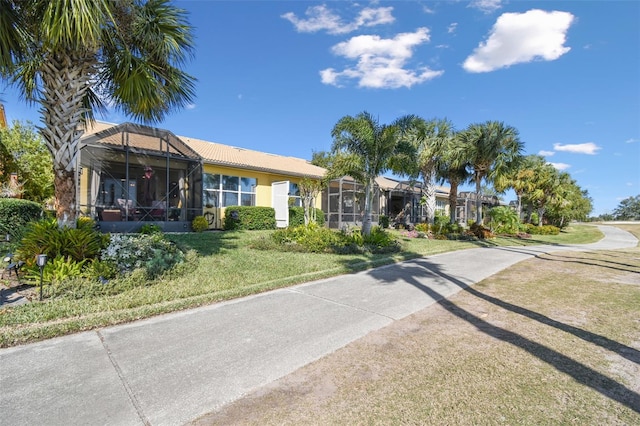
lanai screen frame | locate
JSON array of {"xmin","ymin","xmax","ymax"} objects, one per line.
[{"xmin": 79, "ymin": 123, "xmax": 203, "ymax": 225}]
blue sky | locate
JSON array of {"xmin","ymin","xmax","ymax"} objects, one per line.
[{"xmin": 2, "ymin": 1, "xmax": 639, "ymax": 216}]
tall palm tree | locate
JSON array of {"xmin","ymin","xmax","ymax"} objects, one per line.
[
  {"xmin": 460, "ymin": 121, "xmax": 523, "ymax": 224},
  {"xmin": 411, "ymin": 117, "xmax": 455, "ymax": 224},
  {"xmin": 436, "ymin": 131, "xmax": 471, "ymax": 224},
  {"xmin": 0, "ymin": 0, "xmax": 196, "ymax": 228},
  {"xmin": 330, "ymin": 111, "xmax": 417, "ymax": 235}
]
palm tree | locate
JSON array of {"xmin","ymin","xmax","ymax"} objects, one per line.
[
  {"xmin": 436, "ymin": 131, "xmax": 471, "ymax": 224},
  {"xmin": 411, "ymin": 118, "xmax": 455, "ymax": 224},
  {"xmin": 460, "ymin": 121, "xmax": 523, "ymax": 224},
  {"xmin": 0, "ymin": 0, "xmax": 196, "ymax": 228},
  {"xmin": 330, "ymin": 111, "xmax": 417, "ymax": 235},
  {"xmin": 494, "ymin": 154, "xmax": 542, "ymax": 220}
]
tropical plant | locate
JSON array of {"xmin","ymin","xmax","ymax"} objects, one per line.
[
  {"xmin": 459, "ymin": 121, "xmax": 524, "ymax": 224},
  {"xmin": 436, "ymin": 130, "xmax": 471, "ymax": 224},
  {"xmin": 0, "ymin": 0, "xmax": 196, "ymax": 229},
  {"xmin": 488, "ymin": 205, "xmax": 520, "ymax": 234},
  {"xmin": 330, "ymin": 111, "xmax": 418, "ymax": 235},
  {"xmin": 410, "ymin": 118, "xmax": 457, "ymax": 224}
]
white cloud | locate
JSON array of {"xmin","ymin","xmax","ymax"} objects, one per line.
[
  {"xmin": 469, "ymin": 0, "xmax": 503, "ymax": 14},
  {"xmin": 626, "ymin": 138, "xmax": 639, "ymax": 144},
  {"xmin": 282, "ymin": 5, "xmax": 394, "ymax": 35},
  {"xmin": 463, "ymin": 9, "xmax": 574, "ymax": 73},
  {"xmin": 549, "ymin": 162, "xmax": 571, "ymax": 170},
  {"xmin": 538, "ymin": 150, "xmax": 555, "ymax": 156},
  {"xmin": 448, "ymin": 23, "xmax": 458, "ymax": 34},
  {"xmin": 553, "ymin": 142, "xmax": 601, "ymax": 155},
  {"xmin": 185, "ymin": 103, "xmax": 196, "ymax": 110},
  {"xmin": 320, "ymin": 28, "xmax": 444, "ymax": 89}
]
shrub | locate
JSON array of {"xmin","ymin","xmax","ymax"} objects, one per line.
[
  {"xmin": 139, "ymin": 223, "xmax": 163, "ymax": 234},
  {"xmin": 470, "ymin": 222, "xmax": 494, "ymax": 239},
  {"xmin": 488, "ymin": 206, "xmax": 521, "ymax": 234},
  {"xmin": 288, "ymin": 206, "xmax": 325, "ymax": 227},
  {"xmin": 224, "ymin": 206, "xmax": 276, "ymax": 230},
  {"xmin": 16, "ymin": 218, "xmax": 107, "ymax": 266},
  {"xmin": 100, "ymin": 233, "xmax": 186, "ymax": 279},
  {"xmin": 23, "ymin": 255, "xmax": 87, "ymax": 286},
  {"xmin": 0, "ymin": 198, "xmax": 44, "ymax": 239},
  {"xmin": 524, "ymin": 223, "xmax": 560, "ymax": 235},
  {"xmin": 272, "ymin": 223, "xmax": 342, "ymax": 253},
  {"xmin": 414, "ymin": 223, "xmax": 430, "ymax": 233},
  {"xmin": 378, "ymin": 215, "xmax": 389, "ymax": 229},
  {"xmin": 76, "ymin": 216, "xmax": 96, "ymax": 230},
  {"xmin": 191, "ymin": 216, "xmax": 208, "ymax": 233}
]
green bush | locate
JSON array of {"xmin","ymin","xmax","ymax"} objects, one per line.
[
  {"xmin": 524, "ymin": 223, "xmax": 560, "ymax": 235},
  {"xmin": 272, "ymin": 223, "xmax": 342, "ymax": 253},
  {"xmin": 288, "ymin": 206, "xmax": 325, "ymax": 227},
  {"xmin": 23, "ymin": 255, "xmax": 87, "ymax": 286},
  {"xmin": 378, "ymin": 215, "xmax": 389, "ymax": 229},
  {"xmin": 0, "ymin": 198, "xmax": 44, "ymax": 239},
  {"xmin": 191, "ymin": 216, "xmax": 208, "ymax": 233},
  {"xmin": 100, "ymin": 233, "xmax": 185, "ymax": 279},
  {"xmin": 16, "ymin": 218, "xmax": 107, "ymax": 266},
  {"xmin": 488, "ymin": 206, "xmax": 521, "ymax": 234},
  {"xmin": 414, "ymin": 223, "xmax": 430, "ymax": 233},
  {"xmin": 139, "ymin": 223, "xmax": 163, "ymax": 234},
  {"xmin": 224, "ymin": 206, "xmax": 276, "ymax": 230}
]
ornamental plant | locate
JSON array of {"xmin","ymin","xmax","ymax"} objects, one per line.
[{"xmin": 101, "ymin": 233, "xmax": 185, "ymax": 279}]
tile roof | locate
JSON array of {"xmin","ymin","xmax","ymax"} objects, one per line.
[{"xmin": 82, "ymin": 121, "xmax": 326, "ymax": 179}]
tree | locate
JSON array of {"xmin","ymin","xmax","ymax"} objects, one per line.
[
  {"xmin": 410, "ymin": 118, "xmax": 456, "ymax": 225},
  {"xmin": 522, "ymin": 162, "xmax": 563, "ymax": 226},
  {"xmin": 298, "ymin": 177, "xmax": 324, "ymax": 226},
  {"xmin": 330, "ymin": 111, "xmax": 417, "ymax": 235},
  {"xmin": 0, "ymin": 0, "xmax": 196, "ymax": 228},
  {"xmin": 613, "ymin": 195, "xmax": 640, "ymax": 220},
  {"xmin": 0, "ymin": 120, "xmax": 54, "ymax": 202},
  {"xmin": 435, "ymin": 131, "xmax": 471, "ymax": 224},
  {"xmin": 494, "ymin": 154, "xmax": 541, "ymax": 220},
  {"xmin": 460, "ymin": 121, "xmax": 523, "ymax": 224}
]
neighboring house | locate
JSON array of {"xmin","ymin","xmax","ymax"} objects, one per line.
[
  {"xmin": 78, "ymin": 121, "xmax": 452, "ymax": 232},
  {"xmin": 323, "ymin": 175, "xmax": 450, "ymax": 229},
  {"xmin": 79, "ymin": 122, "xmax": 324, "ymax": 232}
]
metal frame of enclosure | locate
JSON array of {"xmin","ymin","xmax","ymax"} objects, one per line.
[{"xmin": 78, "ymin": 123, "xmax": 203, "ymax": 233}]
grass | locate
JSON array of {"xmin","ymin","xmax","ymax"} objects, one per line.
[
  {"xmin": 195, "ymin": 223, "xmax": 640, "ymax": 425},
  {"xmin": 0, "ymin": 224, "xmax": 611, "ymax": 347}
]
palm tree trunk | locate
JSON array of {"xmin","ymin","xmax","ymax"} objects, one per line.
[
  {"xmin": 475, "ymin": 176, "xmax": 483, "ymax": 224},
  {"xmin": 448, "ymin": 179, "xmax": 459, "ymax": 224},
  {"xmin": 423, "ymin": 170, "xmax": 436, "ymax": 224},
  {"xmin": 362, "ymin": 178, "xmax": 373, "ymax": 235},
  {"xmin": 39, "ymin": 51, "xmax": 95, "ymax": 228}
]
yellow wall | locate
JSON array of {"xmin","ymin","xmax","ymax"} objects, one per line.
[{"xmin": 202, "ymin": 164, "xmax": 323, "ymax": 209}]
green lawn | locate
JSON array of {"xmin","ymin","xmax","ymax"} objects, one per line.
[{"xmin": 0, "ymin": 224, "xmax": 606, "ymax": 347}]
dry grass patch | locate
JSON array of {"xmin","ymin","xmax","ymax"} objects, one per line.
[{"xmin": 195, "ymin": 228, "xmax": 640, "ymax": 425}]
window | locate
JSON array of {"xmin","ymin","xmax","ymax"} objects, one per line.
[
  {"xmin": 289, "ymin": 182, "xmax": 301, "ymax": 207},
  {"xmin": 203, "ymin": 173, "xmax": 256, "ymax": 207}
]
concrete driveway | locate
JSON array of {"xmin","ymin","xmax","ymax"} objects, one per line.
[{"xmin": 0, "ymin": 225, "xmax": 636, "ymax": 425}]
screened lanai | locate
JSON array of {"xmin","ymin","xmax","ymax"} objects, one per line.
[{"xmin": 79, "ymin": 122, "xmax": 203, "ymax": 232}]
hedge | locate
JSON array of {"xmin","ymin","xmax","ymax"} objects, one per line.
[
  {"xmin": 0, "ymin": 198, "xmax": 44, "ymax": 238},
  {"xmin": 223, "ymin": 206, "xmax": 277, "ymax": 230}
]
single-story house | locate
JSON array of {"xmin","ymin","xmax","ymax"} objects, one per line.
[{"xmin": 78, "ymin": 121, "xmax": 453, "ymax": 232}]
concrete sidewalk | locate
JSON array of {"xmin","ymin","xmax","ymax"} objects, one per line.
[{"xmin": 0, "ymin": 225, "xmax": 636, "ymax": 426}]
